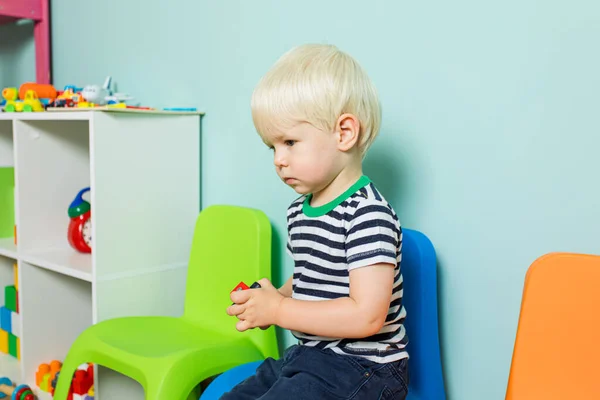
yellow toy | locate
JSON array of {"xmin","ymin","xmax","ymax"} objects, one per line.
[{"xmin": 2, "ymin": 89, "xmax": 44, "ymax": 112}]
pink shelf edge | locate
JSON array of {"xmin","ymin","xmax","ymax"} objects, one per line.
[
  {"xmin": 0, "ymin": 0, "xmax": 51, "ymax": 84},
  {"xmin": 0, "ymin": 0, "xmax": 43, "ymax": 21}
]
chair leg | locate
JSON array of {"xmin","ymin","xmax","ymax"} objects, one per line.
[{"xmin": 53, "ymin": 355, "xmax": 84, "ymax": 400}]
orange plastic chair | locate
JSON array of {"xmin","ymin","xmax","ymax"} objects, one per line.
[{"xmin": 506, "ymin": 252, "xmax": 600, "ymax": 399}]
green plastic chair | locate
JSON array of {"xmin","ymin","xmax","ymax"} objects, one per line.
[{"xmin": 53, "ymin": 205, "xmax": 279, "ymax": 400}]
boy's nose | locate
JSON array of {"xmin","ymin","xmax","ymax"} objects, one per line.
[{"xmin": 274, "ymin": 153, "xmax": 288, "ymax": 168}]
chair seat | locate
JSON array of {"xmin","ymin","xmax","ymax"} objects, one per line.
[
  {"xmin": 54, "ymin": 316, "xmax": 265, "ymax": 400},
  {"xmin": 89, "ymin": 316, "xmax": 230, "ymax": 358}
]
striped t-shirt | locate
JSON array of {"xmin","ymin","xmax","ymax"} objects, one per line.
[{"xmin": 287, "ymin": 175, "xmax": 408, "ymax": 363}]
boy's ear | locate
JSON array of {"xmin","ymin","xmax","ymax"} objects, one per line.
[{"xmin": 335, "ymin": 113, "xmax": 360, "ymax": 152}]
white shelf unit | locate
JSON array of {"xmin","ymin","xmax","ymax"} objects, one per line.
[{"xmin": 0, "ymin": 110, "xmax": 202, "ymax": 399}]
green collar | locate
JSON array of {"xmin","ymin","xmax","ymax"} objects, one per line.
[{"xmin": 303, "ymin": 175, "xmax": 371, "ymax": 217}]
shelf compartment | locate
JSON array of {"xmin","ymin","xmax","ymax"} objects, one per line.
[
  {"xmin": 0, "ymin": 120, "xmax": 16, "ymax": 248},
  {"xmin": 19, "ymin": 261, "xmax": 92, "ymax": 389},
  {"xmin": 14, "ymin": 120, "xmax": 90, "ymax": 252}
]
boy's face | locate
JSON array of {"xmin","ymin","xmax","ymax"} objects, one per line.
[{"xmin": 264, "ymin": 122, "xmax": 341, "ymax": 195}]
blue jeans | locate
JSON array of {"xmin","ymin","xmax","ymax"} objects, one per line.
[{"xmin": 220, "ymin": 345, "xmax": 409, "ymax": 400}]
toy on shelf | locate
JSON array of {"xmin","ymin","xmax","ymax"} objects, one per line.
[
  {"xmin": 0, "ymin": 76, "xmax": 136, "ymax": 112},
  {"xmin": 0, "ymin": 79, "xmax": 195, "ymax": 113},
  {"xmin": 1, "ymin": 89, "xmax": 44, "ymax": 112},
  {"xmin": 36, "ymin": 360, "xmax": 62, "ymax": 393},
  {"xmin": 46, "ymin": 85, "xmax": 82, "ymax": 108},
  {"xmin": 18, "ymin": 83, "xmax": 57, "ymax": 101},
  {"xmin": 0, "ymin": 377, "xmax": 34, "ymax": 400},
  {"xmin": 1, "ymin": 82, "xmax": 58, "ymax": 111},
  {"xmin": 79, "ymin": 76, "xmax": 133, "ymax": 107},
  {"xmin": 0, "ymin": 265, "xmax": 20, "ymax": 360},
  {"xmin": 68, "ymin": 187, "xmax": 92, "ymax": 253},
  {"xmin": 37, "ymin": 361, "xmax": 94, "ymax": 399}
]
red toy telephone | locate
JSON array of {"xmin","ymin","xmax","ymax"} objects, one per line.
[{"xmin": 67, "ymin": 187, "xmax": 92, "ymax": 253}]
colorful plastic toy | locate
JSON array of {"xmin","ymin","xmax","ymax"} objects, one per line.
[
  {"xmin": 1, "ymin": 89, "xmax": 44, "ymax": 112},
  {"xmin": 47, "ymin": 86, "xmax": 85, "ymax": 108},
  {"xmin": 68, "ymin": 187, "xmax": 92, "ymax": 253},
  {"xmin": 231, "ymin": 281, "xmax": 261, "ymax": 305},
  {"xmin": 37, "ymin": 360, "xmax": 94, "ymax": 399},
  {"xmin": 232, "ymin": 281, "xmax": 261, "ymax": 292},
  {"xmin": 78, "ymin": 76, "xmax": 133, "ymax": 108},
  {"xmin": 0, "ymin": 377, "xmax": 34, "ymax": 400},
  {"xmin": 18, "ymin": 83, "xmax": 57, "ymax": 101}
]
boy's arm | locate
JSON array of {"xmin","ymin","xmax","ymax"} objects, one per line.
[
  {"xmin": 275, "ymin": 263, "xmax": 395, "ymax": 338},
  {"xmin": 229, "ymin": 264, "xmax": 395, "ymax": 337},
  {"xmin": 278, "ymin": 276, "xmax": 293, "ymax": 297}
]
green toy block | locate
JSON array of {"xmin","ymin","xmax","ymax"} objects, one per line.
[
  {"xmin": 8, "ymin": 332, "xmax": 17, "ymax": 357},
  {"xmin": 5, "ymin": 285, "xmax": 17, "ymax": 312},
  {"xmin": 0, "ymin": 168, "xmax": 15, "ymax": 239}
]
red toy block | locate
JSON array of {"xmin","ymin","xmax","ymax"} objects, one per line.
[
  {"xmin": 231, "ymin": 282, "xmax": 249, "ymax": 293},
  {"xmin": 72, "ymin": 369, "xmax": 93, "ymax": 395},
  {"xmin": 86, "ymin": 363, "xmax": 94, "ymax": 381}
]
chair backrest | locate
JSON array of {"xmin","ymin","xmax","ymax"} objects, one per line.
[
  {"xmin": 183, "ymin": 205, "xmax": 278, "ymax": 360},
  {"xmin": 506, "ymin": 252, "xmax": 600, "ymax": 399},
  {"xmin": 402, "ymin": 228, "xmax": 446, "ymax": 400}
]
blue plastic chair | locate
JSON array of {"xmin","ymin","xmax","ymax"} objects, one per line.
[{"xmin": 200, "ymin": 228, "xmax": 446, "ymax": 400}]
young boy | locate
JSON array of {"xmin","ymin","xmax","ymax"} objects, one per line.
[{"xmin": 225, "ymin": 43, "xmax": 409, "ymax": 399}]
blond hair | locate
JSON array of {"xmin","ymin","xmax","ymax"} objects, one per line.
[{"xmin": 251, "ymin": 44, "xmax": 381, "ymax": 156}]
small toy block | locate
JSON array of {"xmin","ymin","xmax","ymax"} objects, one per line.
[
  {"xmin": 16, "ymin": 337, "xmax": 19, "ymax": 359},
  {"xmin": 86, "ymin": 363, "xmax": 94, "ymax": 378},
  {"xmin": 232, "ymin": 281, "xmax": 249, "ymax": 292},
  {"xmin": 73, "ymin": 394, "xmax": 86, "ymax": 400},
  {"xmin": 15, "ymin": 290, "xmax": 18, "ymax": 313},
  {"xmin": 50, "ymin": 360, "xmax": 62, "ymax": 380},
  {"xmin": 10, "ymin": 311, "xmax": 20, "ymax": 337},
  {"xmin": 72, "ymin": 369, "xmax": 93, "ymax": 395},
  {"xmin": 40, "ymin": 372, "xmax": 51, "ymax": 391},
  {"xmin": 0, "ymin": 328, "xmax": 7, "ymax": 353},
  {"xmin": 4, "ymin": 285, "xmax": 17, "ymax": 312},
  {"xmin": 36, "ymin": 363, "xmax": 50, "ymax": 386},
  {"xmin": 231, "ymin": 281, "xmax": 261, "ymax": 304},
  {"xmin": 13, "ymin": 263, "xmax": 18, "ymax": 291},
  {"xmin": 0, "ymin": 306, "xmax": 11, "ymax": 333},
  {"xmin": 8, "ymin": 332, "xmax": 17, "ymax": 358}
]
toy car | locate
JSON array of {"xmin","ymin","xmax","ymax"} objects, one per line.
[{"xmin": 2, "ymin": 89, "xmax": 45, "ymax": 112}]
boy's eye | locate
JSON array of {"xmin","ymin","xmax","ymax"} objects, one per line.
[{"xmin": 284, "ymin": 140, "xmax": 296, "ymax": 146}]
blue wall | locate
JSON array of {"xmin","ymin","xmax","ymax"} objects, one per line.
[
  {"xmin": 4, "ymin": 1, "xmax": 600, "ymax": 398},
  {"xmin": 0, "ymin": 20, "xmax": 35, "ymax": 88}
]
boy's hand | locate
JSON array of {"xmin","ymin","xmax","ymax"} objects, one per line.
[{"xmin": 227, "ymin": 278, "xmax": 285, "ymax": 332}]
